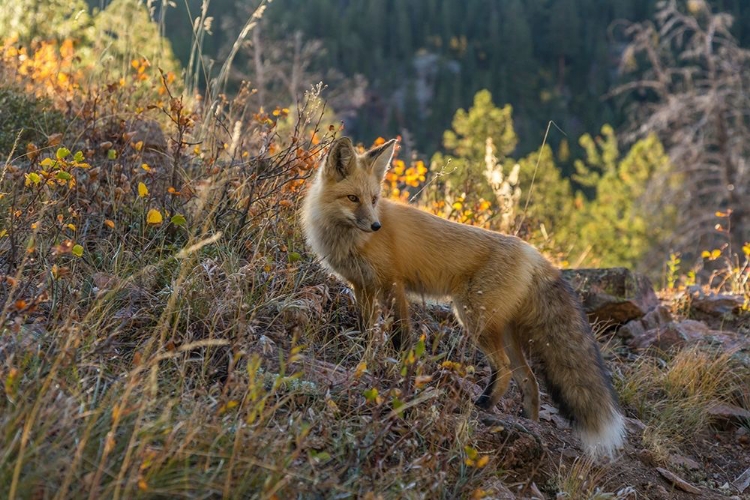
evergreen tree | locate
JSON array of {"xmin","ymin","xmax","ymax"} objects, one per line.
[
  {"xmin": 431, "ymin": 90, "xmax": 517, "ymax": 199},
  {"xmin": 573, "ymin": 126, "xmax": 673, "ymax": 270},
  {"xmin": 513, "ymin": 144, "xmax": 576, "ymax": 249}
]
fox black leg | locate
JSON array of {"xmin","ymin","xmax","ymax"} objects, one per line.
[
  {"xmin": 390, "ymin": 328, "xmax": 403, "ymax": 351},
  {"xmin": 475, "ymin": 366, "xmax": 498, "ymax": 409}
]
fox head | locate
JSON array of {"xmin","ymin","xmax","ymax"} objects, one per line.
[{"xmin": 316, "ymin": 137, "xmax": 397, "ymax": 233}]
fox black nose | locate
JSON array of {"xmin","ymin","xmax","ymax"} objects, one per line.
[{"xmin": 371, "ymin": 221, "xmax": 381, "ymax": 231}]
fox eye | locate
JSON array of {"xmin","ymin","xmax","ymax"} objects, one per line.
[
  {"xmin": 347, "ymin": 195, "xmax": 359, "ymax": 203},
  {"xmin": 372, "ymin": 196, "xmax": 378, "ymax": 206}
]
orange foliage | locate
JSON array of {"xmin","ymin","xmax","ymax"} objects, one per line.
[
  {"xmin": 379, "ymin": 138, "xmax": 496, "ymax": 228},
  {"xmin": 1, "ymin": 37, "xmax": 82, "ymax": 104},
  {"xmin": 1, "ymin": 36, "xmax": 178, "ymax": 112}
]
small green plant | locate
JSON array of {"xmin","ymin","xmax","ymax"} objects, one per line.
[{"xmin": 665, "ymin": 252, "xmax": 681, "ymax": 291}]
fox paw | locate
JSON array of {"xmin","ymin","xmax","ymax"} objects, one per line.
[{"xmin": 474, "ymin": 394, "xmax": 494, "ymax": 410}]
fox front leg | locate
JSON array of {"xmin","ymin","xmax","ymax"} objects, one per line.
[
  {"xmin": 381, "ymin": 282, "xmax": 410, "ymax": 351},
  {"xmin": 353, "ymin": 286, "xmax": 378, "ymax": 333}
]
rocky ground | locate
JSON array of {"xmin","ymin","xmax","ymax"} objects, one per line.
[
  {"xmin": 484, "ymin": 268, "xmax": 750, "ymax": 499},
  {"xmin": 285, "ymin": 268, "xmax": 750, "ymax": 499}
]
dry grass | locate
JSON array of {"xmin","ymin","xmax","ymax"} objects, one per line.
[
  {"xmin": 0, "ymin": 50, "xmax": 518, "ymax": 496},
  {"xmin": 554, "ymin": 457, "xmax": 635, "ymax": 500},
  {"xmin": 2, "ymin": 6, "xmax": 749, "ymax": 498},
  {"xmin": 616, "ymin": 345, "xmax": 749, "ymax": 461}
]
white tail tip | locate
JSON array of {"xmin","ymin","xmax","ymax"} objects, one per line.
[{"xmin": 580, "ymin": 409, "xmax": 626, "ymax": 459}]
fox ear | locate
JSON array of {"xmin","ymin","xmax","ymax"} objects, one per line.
[
  {"xmin": 366, "ymin": 138, "xmax": 397, "ymax": 180},
  {"xmin": 324, "ymin": 137, "xmax": 356, "ymax": 181}
]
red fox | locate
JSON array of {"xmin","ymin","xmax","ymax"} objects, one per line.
[{"xmin": 301, "ymin": 137, "xmax": 625, "ymax": 457}]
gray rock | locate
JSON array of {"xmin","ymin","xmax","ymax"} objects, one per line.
[
  {"xmin": 127, "ymin": 119, "xmax": 168, "ymax": 153},
  {"xmin": 668, "ymin": 454, "xmax": 701, "ymax": 471},
  {"xmin": 562, "ymin": 268, "xmax": 659, "ymax": 324},
  {"xmin": 707, "ymin": 403, "xmax": 750, "ymax": 428},
  {"xmin": 618, "ymin": 319, "xmax": 646, "ymax": 341},
  {"xmin": 732, "ymin": 468, "xmax": 750, "ymax": 494},
  {"xmin": 628, "ymin": 320, "xmax": 708, "ymax": 351},
  {"xmin": 691, "ymin": 292, "xmax": 745, "ymax": 316},
  {"xmin": 642, "ymin": 304, "xmax": 673, "ymax": 329}
]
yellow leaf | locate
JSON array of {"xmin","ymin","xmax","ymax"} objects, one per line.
[
  {"xmin": 476, "ymin": 455, "xmax": 489, "ymax": 468},
  {"xmin": 25, "ymin": 172, "xmax": 41, "ymax": 185},
  {"xmin": 743, "ymin": 243, "xmax": 750, "ymax": 257},
  {"xmin": 711, "ymin": 249, "xmax": 721, "ymax": 260},
  {"xmin": 471, "ymin": 488, "xmax": 488, "ymax": 500},
  {"xmin": 141, "ymin": 163, "xmax": 151, "ymax": 172},
  {"xmin": 701, "ymin": 250, "xmax": 711, "ymax": 259},
  {"xmin": 326, "ymin": 399, "xmax": 339, "ymax": 412},
  {"xmin": 72, "ymin": 244, "xmax": 83, "ymax": 257},
  {"xmin": 138, "ymin": 182, "xmax": 149, "ymax": 197},
  {"xmin": 363, "ymin": 387, "xmax": 379, "ymax": 403},
  {"xmin": 105, "ymin": 219, "xmax": 115, "ymax": 229},
  {"xmin": 147, "ymin": 209, "xmax": 163, "ymax": 225},
  {"xmin": 66, "ymin": 224, "xmax": 76, "ymax": 231}
]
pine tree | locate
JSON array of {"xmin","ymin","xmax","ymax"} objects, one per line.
[{"xmin": 573, "ymin": 126, "xmax": 673, "ymax": 270}]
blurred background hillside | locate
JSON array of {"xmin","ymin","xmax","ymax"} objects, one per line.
[
  {"xmin": 2, "ymin": 0, "xmax": 749, "ymax": 275},
  {"xmin": 156, "ymin": 0, "xmax": 750, "ymax": 156}
]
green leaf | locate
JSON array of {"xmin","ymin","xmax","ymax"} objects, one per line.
[
  {"xmin": 56, "ymin": 147, "xmax": 71, "ymax": 159},
  {"xmin": 464, "ymin": 445, "xmax": 478, "ymax": 460},
  {"xmin": 392, "ymin": 397, "xmax": 405, "ymax": 414},
  {"xmin": 415, "ymin": 338, "xmax": 425, "ymax": 358},
  {"xmin": 288, "ymin": 251, "xmax": 301, "ymax": 262},
  {"xmin": 71, "ymin": 244, "xmax": 84, "ymax": 257},
  {"xmin": 309, "ymin": 450, "xmax": 331, "ymax": 463},
  {"xmin": 56, "ymin": 171, "xmax": 73, "ymax": 181},
  {"xmin": 170, "ymin": 214, "xmax": 186, "ymax": 226},
  {"xmin": 26, "ymin": 172, "xmax": 41, "ymax": 184},
  {"xmin": 362, "ymin": 387, "xmax": 379, "ymax": 403},
  {"xmin": 73, "ymin": 151, "xmax": 84, "ymax": 162},
  {"xmin": 107, "ymin": 149, "xmax": 117, "ymax": 160}
]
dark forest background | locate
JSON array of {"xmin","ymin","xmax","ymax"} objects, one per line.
[{"xmin": 142, "ymin": 0, "xmax": 750, "ymax": 158}]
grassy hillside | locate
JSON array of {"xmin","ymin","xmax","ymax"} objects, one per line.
[{"xmin": 0, "ymin": 2, "xmax": 749, "ymax": 498}]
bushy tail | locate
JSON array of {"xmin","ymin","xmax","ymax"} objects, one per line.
[{"xmin": 519, "ymin": 273, "xmax": 625, "ymax": 458}]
